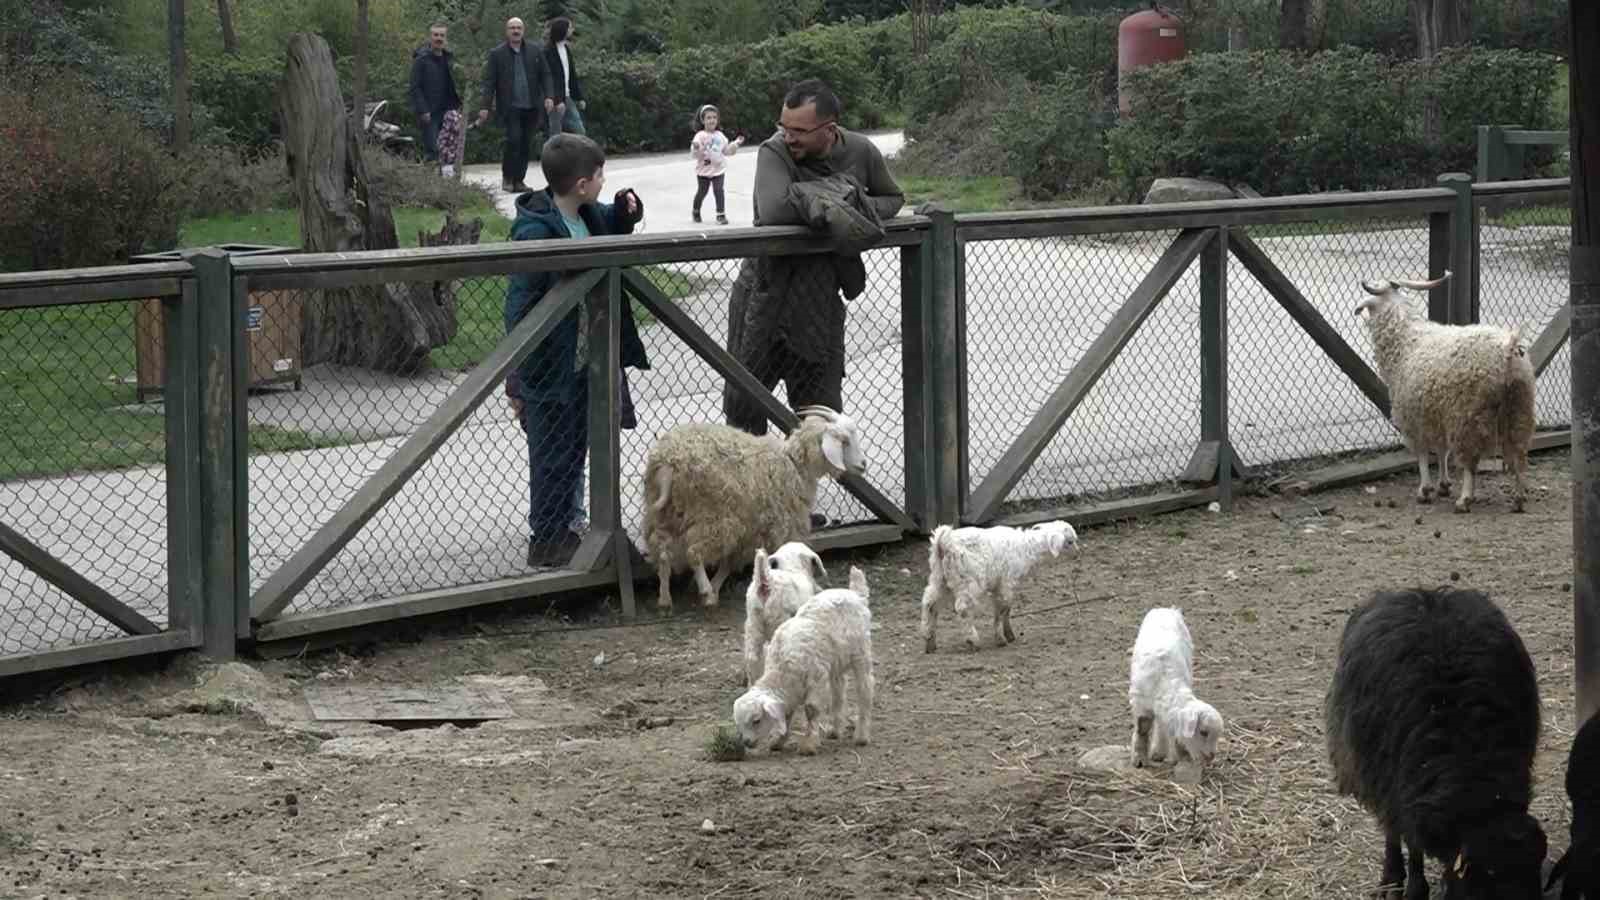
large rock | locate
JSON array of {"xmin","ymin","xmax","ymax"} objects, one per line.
[{"xmin": 1143, "ymin": 177, "xmax": 1237, "ymax": 204}]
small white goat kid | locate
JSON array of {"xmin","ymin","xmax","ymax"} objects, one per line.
[
  {"xmin": 919, "ymin": 520, "xmax": 1079, "ymax": 653},
  {"xmin": 743, "ymin": 542, "xmax": 829, "ymax": 687},
  {"xmin": 1128, "ymin": 607, "xmax": 1224, "ymax": 771},
  {"xmin": 733, "ymin": 567, "xmax": 874, "ymax": 755}
]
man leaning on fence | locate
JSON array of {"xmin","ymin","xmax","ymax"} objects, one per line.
[
  {"xmin": 478, "ymin": 17, "xmax": 556, "ymax": 193},
  {"xmin": 722, "ymin": 79, "xmax": 904, "ymax": 524}
]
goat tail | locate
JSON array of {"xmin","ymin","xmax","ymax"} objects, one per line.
[
  {"xmin": 927, "ymin": 525, "xmax": 954, "ymax": 582},
  {"xmin": 648, "ymin": 464, "xmax": 673, "ymax": 513}
]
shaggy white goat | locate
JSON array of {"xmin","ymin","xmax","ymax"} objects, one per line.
[
  {"xmin": 1128, "ymin": 607, "xmax": 1224, "ymax": 771},
  {"xmin": 1356, "ymin": 270, "xmax": 1535, "ymax": 513},
  {"xmin": 733, "ymin": 567, "xmax": 873, "ymax": 755},
  {"xmin": 918, "ymin": 520, "xmax": 1078, "ymax": 653},
  {"xmin": 642, "ymin": 406, "xmax": 867, "ymax": 612},
  {"xmin": 743, "ymin": 542, "xmax": 829, "ymax": 687}
]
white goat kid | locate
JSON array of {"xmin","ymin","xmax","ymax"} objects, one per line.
[
  {"xmin": 919, "ymin": 520, "xmax": 1078, "ymax": 653},
  {"xmin": 1128, "ymin": 607, "xmax": 1224, "ymax": 771},
  {"xmin": 733, "ymin": 567, "xmax": 874, "ymax": 755},
  {"xmin": 743, "ymin": 542, "xmax": 829, "ymax": 687}
]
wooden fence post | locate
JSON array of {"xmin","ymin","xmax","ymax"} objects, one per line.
[
  {"xmin": 186, "ymin": 248, "xmax": 241, "ymax": 659},
  {"xmin": 1436, "ymin": 172, "xmax": 1476, "ymax": 325},
  {"xmin": 926, "ymin": 207, "xmax": 963, "ymax": 527}
]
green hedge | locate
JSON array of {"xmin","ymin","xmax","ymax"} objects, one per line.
[{"xmin": 1107, "ymin": 47, "xmax": 1559, "ymax": 198}]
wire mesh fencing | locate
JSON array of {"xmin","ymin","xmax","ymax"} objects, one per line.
[
  {"xmin": 242, "ymin": 248, "xmax": 912, "ymax": 619},
  {"xmin": 1476, "ymin": 195, "xmax": 1572, "ymax": 428},
  {"xmin": 962, "ymin": 230, "xmax": 1203, "ymax": 512},
  {"xmin": 0, "ymin": 298, "xmax": 173, "ymax": 655},
  {"xmin": 1227, "ymin": 217, "xmax": 1426, "ymax": 468}
]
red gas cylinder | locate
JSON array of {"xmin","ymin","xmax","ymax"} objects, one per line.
[{"xmin": 1117, "ymin": 3, "xmax": 1186, "ymax": 115}]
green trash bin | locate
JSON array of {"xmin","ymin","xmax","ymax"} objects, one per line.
[{"xmin": 130, "ymin": 243, "xmax": 300, "ymax": 404}]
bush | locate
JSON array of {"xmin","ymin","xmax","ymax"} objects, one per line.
[
  {"xmin": 1106, "ymin": 47, "xmax": 1556, "ymax": 199},
  {"xmin": 995, "ymin": 69, "xmax": 1114, "ymax": 200},
  {"xmin": 178, "ymin": 144, "xmax": 295, "ymax": 218},
  {"xmin": 902, "ymin": 7, "xmax": 1118, "ymax": 135},
  {"xmin": 0, "ymin": 69, "xmax": 187, "ymax": 271},
  {"xmin": 191, "ymin": 53, "xmax": 285, "ymax": 153}
]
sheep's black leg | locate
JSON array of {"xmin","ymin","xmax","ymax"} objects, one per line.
[
  {"xmin": 1378, "ymin": 834, "xmax": 1406, "ymax": 898},
  {"xmin": 1403, "ymin": 840, "xmax": 1428, "ymax": 900}
]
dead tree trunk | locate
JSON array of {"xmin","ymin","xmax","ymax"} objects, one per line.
[
  {"xmin": 1411, "ymin": 0, "xmax": 1473, "ymax": 146},
  {"xmin": 216, "ymin": 0, "xmax": 238, "ymax": 54},
  {"xmin": 353, "ymin": 0, "xmax": 370, "ymax": 133},
  {"xmin": 279, "ymin": 32, "xmax": 467, "ymax": 374},
  {"xmin": 1278, "ymin": 0, "xmax": 1308, "ymax": 50}
]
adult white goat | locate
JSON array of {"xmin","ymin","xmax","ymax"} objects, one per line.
[
  {"xmin": 642, "ymin": 406, "xmax": 867, "ymax": 612},
  {"xmin": 1356, "ymin": 270, "xmax": 1535, "ymax": 513}
]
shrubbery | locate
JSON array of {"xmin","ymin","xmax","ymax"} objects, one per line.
[
  {"xmin": 0, "ymin": 70, "xmax": 188, "ymax": 270},
  {"xmin": 1107, "ymin": 47, "xmax": 1559, "ymax": 198}
]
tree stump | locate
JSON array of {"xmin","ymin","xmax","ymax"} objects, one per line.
[{"xmin": 279, "ymin": 32, "xmax": 477, "ymax": 374}]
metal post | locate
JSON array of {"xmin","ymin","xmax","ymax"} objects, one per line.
[
  {"xmin": 926, "ymin": 207, "xmax": 963, "ymax": 526},
  {"xmin": 185, "ymin": 248, "xmax": 239, "ymax": 659},
  {"xmin": 1437, "ymin": 172, "xmax": 1475, "ymax": 325},
  {"xmin": 1570, "ymin": 0, "xmax": 1600, "ymax": 727}
]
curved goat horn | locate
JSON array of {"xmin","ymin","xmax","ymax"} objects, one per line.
[
  {"xmin": 1360, "ymin": 279, "xmax": 1393, "ymax": 296},
  {"xmin": 794, "ymin": 405, "xmax": 839, "ymax": 422},
  {"xmin": 1391, "ymin": 270, "xmax": 1451, "ymax": 292}
]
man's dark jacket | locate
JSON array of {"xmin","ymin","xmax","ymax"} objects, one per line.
[
  {"xmin": 408, "ymin": 45, "xmax": 462, "ymax": 116},
  {"xmin": 479, "ymin": 41, "xmax": 554, "ymax": 127}
]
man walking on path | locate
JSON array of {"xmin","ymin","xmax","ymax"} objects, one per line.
[
  {"xmin": 722, "ymin": 78, "xmax": 904, "ymax": 527},
  {"xmin": 542, "ymin": 16, "xmax": 587, "ymax": 139},
  {"xmin": 408, "ymin": 23, "xmax": 462, "ymax": 164},
  {"xmin": 478, "ymin": 17, "xmax": 556, "ymax": 193}
]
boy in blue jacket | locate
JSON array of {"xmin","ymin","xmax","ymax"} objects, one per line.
[{"xmin": 505, "ymin": 133, "xmax": 648, "ymax": 567}]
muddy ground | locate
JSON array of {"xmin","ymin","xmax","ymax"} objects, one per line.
[{"xmin": 0, "ymin": 452, "xmax": 1585, "ymax": 899}]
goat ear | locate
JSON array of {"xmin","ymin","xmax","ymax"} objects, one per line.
[
  {"xmin": 1180, "ymin": 706, "xmax": 1200, "ymax": 738},
  {"xmin": 754, "ymin": 549, "xmax": 771, "ymax": 597},
  {"xmin": 821, "ymin": 432, "xmax": 846, "ymax": 471},
  {"xmin": 805, "ymin": 550, "xmax": 829, "ymax": 587},
  {"xmin": 762, "ymin": 697, "xmax": 786, "ymax": 734},
  {"xmin": 1048, "ymin": 531, "xmax": 1066, "ymax": 556}
]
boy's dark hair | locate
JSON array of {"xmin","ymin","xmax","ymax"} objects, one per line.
[
  {"xmin": 541, "ymin": 133, "xmax": 606, "ymax": 195},
  {"xmin": 547, "ymin": 16, "xmax": 572, "ymax": 43},
  {"xmin": 783, "ymin": 79, "xmax": 841, "ymax": 121}
]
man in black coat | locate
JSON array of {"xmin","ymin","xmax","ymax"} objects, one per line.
[
  {"xmin": 407, "ymin": 22, "xmax": 462, "ymax": 163},
  {"xmin": 477, "ymin": 17, "xmax": 555, "ymax": 193}
]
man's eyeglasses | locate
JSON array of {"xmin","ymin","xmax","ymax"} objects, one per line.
[{"xmin": 776, "ymin": 120, "xmax": 834, "ymax": 137}]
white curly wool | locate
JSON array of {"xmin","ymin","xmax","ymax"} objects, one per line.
[
  {"xmin": 1357, "ymin": 275, "xmax": 1535, "ymax": 512},
  {"xmin": 733, "ymin": 567, "xmax": 873, "ymax": 755},
  {"xmin": 743, "ymin": 542, "xmax": 828, "ymax": 686},
  {"xmin": 641, "ymin": 406, "xmax": 867, "ymax": 612},
  {"xmin": 1128, "ymin": 607, "xmax": 1223, "ymax": 772},
  {"xmin": 918, "ymin": 520, "xmax": 1078, "ymax": 653}
]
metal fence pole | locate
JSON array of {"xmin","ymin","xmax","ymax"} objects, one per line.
[
  {"xmin": 185, "ymin": 248, "xmax": 240, "ymax": 660},
  {"xmin": 926, "ymin": 207, "xmax": 963, "ymax": 527},
  {"xmin": 1569, "ymin": 0, "xmax": 1600, "ymax": 727},
  {"xmin": 1437, "ymin": 172, "xmax": 1476, "ymax": 325}
]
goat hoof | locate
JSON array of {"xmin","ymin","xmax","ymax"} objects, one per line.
[
  {"xmin": 1453, "ymin": 500, "xmax": 1472, "ymax": 514},
  {"xmin": 923, "ymin": 637, "xmax": 937, "ymax": 654},
  {"xmin": 1416, "ymin": 490, "xmax": 1434, "ymax": 504},
  {"xmin": 1511, "ymin": 499, "xmax": 1526, "ymax": 513},
  {"xmin": 1437, "ymin": 482, "xmax": 1452, "ymax": 497}
]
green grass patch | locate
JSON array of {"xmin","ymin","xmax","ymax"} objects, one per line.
[
  {"xmin": 1487, "ymin": 203, "xmax": 1570, "ymax": 229},
  {"xmin": 179, "ymin": 203, "xmax": 512, "ymax": 249},
  {"xmin": 895, "ymin": 175, "xmax": 1032, "ymax": 214}
]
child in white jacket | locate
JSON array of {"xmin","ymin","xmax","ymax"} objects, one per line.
[{"xmin": 690, "ymin": 104, "xmax": 743, "ymax": 225}]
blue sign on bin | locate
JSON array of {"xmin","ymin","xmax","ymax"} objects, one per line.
[{"xmin": 246, "ymin": 306, "xmax": 264, "ymax": 331}]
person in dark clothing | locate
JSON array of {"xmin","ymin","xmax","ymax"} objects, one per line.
[
  {"xmin": 541, "ymin": 16, "xmax": 587, "ymax": 139},
  {"xmin": 477, "ymin": 17, "xmax": 556, "ymax": 193},
  {"xmin": 407, "ymin": 23, "xmax": 462, "ymax": 163},
  {"xmin": 504, "ymin": 133, "xmax": 649, "ymax": 567}
]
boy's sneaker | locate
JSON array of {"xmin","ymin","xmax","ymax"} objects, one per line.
[
  {"xmin": 527, "ymin": 531, "xmax": 583, "ymax": 568},
  {"xmin": 716, "ymin": 214, "xmax": 728, "ymax": 225},
  {"xmin": 692, "ymin": 210, "xmax": 702, "ymax": 223},
  {"xmin": 809, "ymin": 512, "xmax": 835, "ymax": 530}
]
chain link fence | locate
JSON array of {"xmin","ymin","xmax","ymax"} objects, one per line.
[
  {"xmin": 1477, "ymin": 197, "xmax": 1572, "ymax": 428},
  {"xmin": 242, "ymin": 248, "xmax": 911, "ymax": 618},
  {"xmin": 0, "ymin": 299, "xmax": 172, "ymax": 655},
  {"xmin": 1227, "ymin": 217, "xmax": 1427, "ymax": 468},
  {"xmin": 963, "ymin": 231, "xmax": 1203, "ymax": 510}
]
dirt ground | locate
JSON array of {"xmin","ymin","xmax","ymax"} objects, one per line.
[{"xmin": 0, "ymin": 451, "xmax": 1585, "ymax": 899}]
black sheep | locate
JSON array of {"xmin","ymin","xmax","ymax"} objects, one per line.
[
  {"xmin": 1548, "ymin": 709, "xmax": 1600, "ymax": 899},
  {"xmin": 1325, "ymin": 587, "xmax": 1548, "ymax": 899}
]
